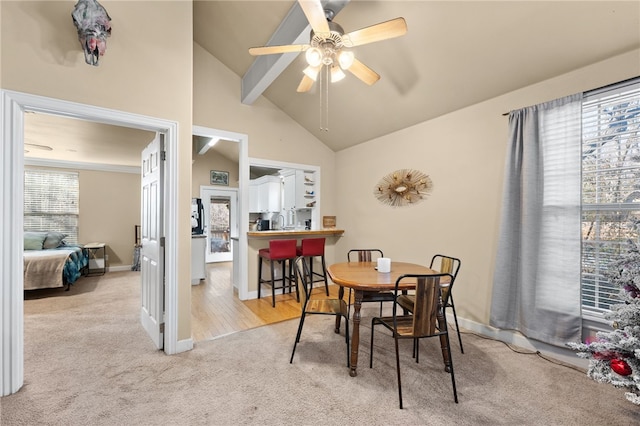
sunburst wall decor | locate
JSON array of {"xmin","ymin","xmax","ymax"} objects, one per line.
[{"xmin": 374, "ymin": 169, "xmax": 433, "ymax": 207}]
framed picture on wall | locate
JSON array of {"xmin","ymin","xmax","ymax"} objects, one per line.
[{"xmin": 210, "ymin": 170, "xmax": 229, "ymax": 186}]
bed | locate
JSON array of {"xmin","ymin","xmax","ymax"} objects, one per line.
[{"xmin": 23, "ymin": 231, "xmax": 89, "ymax": 290}]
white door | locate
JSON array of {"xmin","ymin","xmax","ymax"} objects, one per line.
[
  {"xmin": 201, "ymin": 187, "xmax": 237, "ymax": 263},
  {"xmin": 140, "ymin": 134, "xmax": 164, "ymax": 349}
]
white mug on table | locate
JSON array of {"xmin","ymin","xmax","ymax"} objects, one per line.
[{"xmin": 377, "ymin": 257, "xmax": 391, "ymax": 273}]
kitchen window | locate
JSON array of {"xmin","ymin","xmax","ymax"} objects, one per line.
[
  {"xmin": 581, "ymin": 78, "xmax": 640, "ymax": 317},
  {"xmin": 24, "ymin": 169, "xmax": 80, "ymax": 243}
]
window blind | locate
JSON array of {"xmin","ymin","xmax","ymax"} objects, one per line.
[
  {"xmin": 24, "ymin": 169, "xmax": 79, "ymax": 243},
  {"xmin": 581, "ymin": 78, "xmax": 640, "ymax": 315}
]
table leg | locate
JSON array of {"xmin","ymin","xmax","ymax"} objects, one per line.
[
  {"xmin": 437, "ymin": 305, "xmax": 452, "ymax": 373},
  {"xmin": 349, "ymin": 289, "xmax": 363, "ymax": 377},
  {"xmin": 335, "ymin": 285, "xmax": 345, "ymax": 333}
]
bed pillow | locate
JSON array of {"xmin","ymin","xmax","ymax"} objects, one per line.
[
  {"xmin": 43, "ymin": 231, "xmax": 68, "ymax": 249},
  {"xmin": 24, "ymin": 231, "xmax": 48, "ymax": 250}
]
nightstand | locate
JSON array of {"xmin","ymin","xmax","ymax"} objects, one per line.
[{"xmin": 85, "ymin": 243, "xmax": 106, "ymax": 276}]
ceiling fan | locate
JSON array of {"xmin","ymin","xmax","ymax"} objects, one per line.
[{"xmin": 248, "ymin": 0, "xmax": 407, "ymax": 93}]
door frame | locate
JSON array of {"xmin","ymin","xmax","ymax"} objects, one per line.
[
  {"xmin": 200, "ymin": 186, "xmax": 238, "ymax": 263},
  {"xmin": 192, "ymin": 125, "xmax": 248, "ymax": 300},
  {"xmin": 0, "ymin": 90, "xmax": 181, "ymax": 396}
]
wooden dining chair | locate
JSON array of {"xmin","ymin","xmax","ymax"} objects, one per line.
[
  {"xmin": 290, "ymin": 256, "xmax": 350, "ymax": 367},
  {"xmin": 369, "ymin": 273, "xmax": 458, "ymax": 409},
  {"xmin": 346, "ymin": 249, "xmax": 394, "ymax": 316},
  {"xmin": 397, "ymin": 254, "xmax": 463, "ymax": 354}
]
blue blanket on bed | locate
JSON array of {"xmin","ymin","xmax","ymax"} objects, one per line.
[{"xmin": 60, "ymin": 245, "xmax": 89, "ymax": 284}]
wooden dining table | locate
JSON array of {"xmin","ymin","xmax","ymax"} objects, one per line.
[{"xmin": 327, "ymin": 261, "xmax": 451, "ymax": 377}]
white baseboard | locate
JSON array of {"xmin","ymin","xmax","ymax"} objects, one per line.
[
  {"xmin": 175, "ymin": 338, "xmax": 193, "ymax": 353},
  {"xmin": 106, "ymin": 265, "xmax": 135, "ymax": 272}
]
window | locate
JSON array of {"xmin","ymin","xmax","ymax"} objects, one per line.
[
  {"xmin": 581, "ymin": 78, "xmax": 640, "ymax": 316},
  {"xmin": 24, "ymin": 169, "xmax": 80, "ymax": 243}
]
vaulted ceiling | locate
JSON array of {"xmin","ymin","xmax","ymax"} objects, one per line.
[{"xmin": 195, "ymin": 0, "xmax": 640, "ymax": 152}]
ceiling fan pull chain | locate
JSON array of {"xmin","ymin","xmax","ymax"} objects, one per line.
[{"xmin": 320, "ymin": 65, "xmax": 329, "ymax": 131}]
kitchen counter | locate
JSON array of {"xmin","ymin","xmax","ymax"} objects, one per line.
[{"xmin": 247, "ymin": 229, "xmax": 344, "ymax": 238}]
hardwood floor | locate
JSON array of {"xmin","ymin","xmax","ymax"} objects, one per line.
[{"xmin": 191, "ymin": 262, "xmax": 343, "ymax": 342}]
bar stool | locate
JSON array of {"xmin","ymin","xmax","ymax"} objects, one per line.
[
  {"xmin": 258, "ymin": 239, "xmax": 298, "ymax": 307},
  {"xmin": 296, "ymin": 237, "xmax": 329, "ymax": 296}
]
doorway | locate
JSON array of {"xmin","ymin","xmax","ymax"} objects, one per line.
[
  {"xmin": 191, "ymin": 125, "xmax": 248, "ymax": 302},
  {"xmin": 201, "ymin": 187, "xmax": 238, "ymax": 263},
  {"xmin": 1, "ymin": 90, "xmax": 181, "ymax": 396}
]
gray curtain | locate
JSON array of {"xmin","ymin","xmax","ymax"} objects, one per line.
[{"xmin": 490, "ymin": 94, "xmax": 583, "ymax": 347}]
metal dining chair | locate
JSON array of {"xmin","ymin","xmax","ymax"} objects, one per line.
[
  {"xmin": 346, "ymin": 249, "xmax": 394, "ymax": 316},
  {"xmin": 290, "ymin": 256, "xmax": 350, "ymax": 367},
  {"xmin": 397, "ymin": 254, "xmax": 463, "ymax": 353},
  {"xmin": 370, "ymin": 273, "xmax": 458, "ymax": 409}
]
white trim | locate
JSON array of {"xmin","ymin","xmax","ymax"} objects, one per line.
[
  {"xmin": 175, "ymin": 337, "xmax": 194, "ymax": 353},
  {"xmin": 193, "ymin": 126, "xmax": 249, "ymax": 300},
  {"xmin": 25, "ymin": 157, "xmax": 140, "ymax": 174},
  {"xmin": 107, "ymin": 265, "xmax": 135, "ymax": 272},
  {"xmin": 1, "ymin": 89, "xmax": 26, "ymax": 396},
  {"xmin": 0, "ymin": 90, "xmax": 181, "ymax": 396}
]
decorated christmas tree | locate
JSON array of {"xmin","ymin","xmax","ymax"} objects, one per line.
[{"xmin": 568, "ymin": 225, "xmax": 640, "ymax": 405}]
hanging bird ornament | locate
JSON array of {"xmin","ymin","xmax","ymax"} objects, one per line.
[{"xmin": 71, "ymin": 0, "xmax": 112, "ymax": 66}]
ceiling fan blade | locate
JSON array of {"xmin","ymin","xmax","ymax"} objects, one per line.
[
  {"xmin": 298, "ymin": 0, "xmax": 330, "ymax": 36},
  {"xmin": 249, "ymin": 44, "xmax": 309, "ymax": 56},
  {"xmin": 344, "ymin": 17, "xmax": 408, "ymax": 47},
  {"xmin": 297, "ymin": 74, "xmax": 315, "ymax": 93},
  {"xmin": 347, "ymin": 58, "xmax": 380, "ymax": 86}
]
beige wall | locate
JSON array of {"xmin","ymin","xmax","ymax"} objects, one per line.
[
  {"xmin": 334, "ymin": 49, "xmax": 640, "ymax": 328},
  {"xmin": 2, "ymin": 1, "xmax": 193, "ymax": 340},
  {"xmin": 192, "ymin": 147, "xmax": 239, "ymax": 196},
  {"xmin": 79, "ymin": 169, "xmax": 140, "ymax": 266}
]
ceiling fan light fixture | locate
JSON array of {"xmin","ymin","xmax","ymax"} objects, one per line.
[
  {"xmin": 337, "ymin": 50, "xmax": 354, "ymax": 69},
  {"xmin": 303, "ymin": 65, "xmax": 321, "ymax": 81},
  {"xmin": 305, "ymin": 47, "xmax": 323, "ymax": 67},
  {"xmin": 330, "ymin": 65, "xmax": 346, "ymax": 83}
]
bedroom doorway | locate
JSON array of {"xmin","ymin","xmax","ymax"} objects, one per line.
[{"xmin": 0, "ymin": 90, "xmax": 181, "ymax": 397}]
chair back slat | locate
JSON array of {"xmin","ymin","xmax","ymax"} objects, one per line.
[
  {"xmin": 440, "ymin": 257, "xmax": 454, "ymax": 274},
  {"xmin": 430, "ymin": 255, "xmax": 461, "ymax": 304},
  {"xmin": 410, "ymin": 276, "xmax": 439, "ymax": 336},
  {"xmin": 348, "ymin": 249, "xmax": 384, "ymax": 262}
]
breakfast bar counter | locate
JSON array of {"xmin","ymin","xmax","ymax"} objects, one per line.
[{"xmin": 247, "ymin": 229, "xmax": 345, "ymax": 238}]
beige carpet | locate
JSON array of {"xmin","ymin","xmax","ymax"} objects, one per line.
[{"xmin": 2, "ymin": 271, "xmax": 639, "ymax": 425}]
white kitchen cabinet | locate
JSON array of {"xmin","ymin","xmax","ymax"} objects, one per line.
[
  {"xmin": 282, "ymin": 172, "xmax": 296, "ymax": 211},
  {"xmin": 249, "ymin": 175, "xmax": 281, "ymax": 213},
  {"xmin": 249, "ymin": 184, "xmax": 259, "ymax": 213},
  {"xmin": 282, "ymin": 170, "xmax": 316, "ymax": 210}
]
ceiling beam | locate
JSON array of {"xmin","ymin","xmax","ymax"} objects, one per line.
[{"xmin": 241, "ymin": 0, "xmax": 350, "ymax": 105}]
